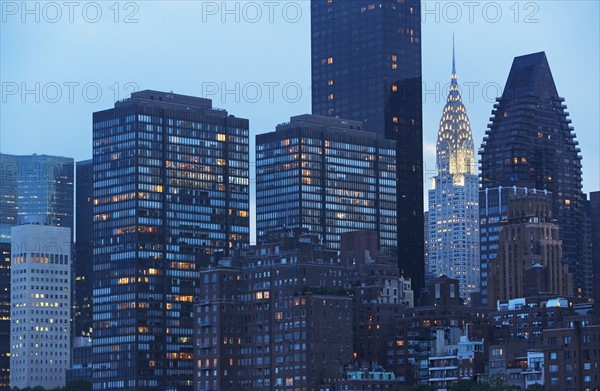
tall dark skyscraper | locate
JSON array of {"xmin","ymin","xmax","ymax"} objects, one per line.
[
  {"xmin": 311, "ymin": 0, "xmax": 424, "ymax": 296},
  {"xmin": 256, "ymin": 115, "xmax": 398, "ymax": 255},
  {"xmin": 591, "ymin": 191, "xmax": 600, "ymax": 302},
  {"xmin": 0, "ymin": 153, "xmax": 74, "ymax": 389},
  {"xmin": 480, "ymin": 52, "xmax": 590, "ymax": 298},
  {"xmin": 0, "ymin": 154, "xmax": 17, "ymax": 390},
  {"xmin": 74, "ymin": 160, "xmax": 94, "ymax": 338},
  {"xmin": 92, "ymin": 90, "xmax": 250, "ymax": 391}
]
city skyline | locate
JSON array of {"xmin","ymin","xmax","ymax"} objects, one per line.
[
  {"xmin": 1, "ymin": 2, "xmax": 599, "ymax": 390},
  {"xmin": 2, "ymin": 2, "xmax": 599, "ymax": 245}
]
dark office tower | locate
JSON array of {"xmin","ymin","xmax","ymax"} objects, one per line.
[
  {"xmin": 0, "ymin": 153, "xmax": 73, "ymax": 390},
  {"xmin": 480, "ymin": 52, "xmax": 589, "ymax": 298},
  {"xmin": 92, "ymin": 90, "xmax": 250, "ymax": 391},
  {"xmin": 0, "ymin": 154, "xmax": 17, "ymax": 390},
  {"xmin": 311, "ymin": 0, "xmax": 424, "ymax": 296},
  {"xmin": 256, "ymin": 115, "xmax": 397, "ymax": 254},
  {"xmin": 74, "ymin": 160, "xmax": 93, "ymax": 338},
  {"xmin": 591, "ymin": 191, "xmax": 600, "ymax": 302}
]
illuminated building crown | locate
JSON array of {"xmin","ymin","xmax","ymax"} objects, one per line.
[{"xmin": 436, "ymin": 37, "xmax": 475, "ymax": 182}]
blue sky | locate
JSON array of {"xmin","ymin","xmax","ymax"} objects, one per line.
[{"xmin": 1, "ymin": 1, "xmax": 598, "ymax": 240}]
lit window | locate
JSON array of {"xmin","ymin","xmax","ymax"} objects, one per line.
[
  {"xmin": 328, "ymin": 80, "xmax": 334, "ymax": 86},
  {"xmin": 328, "ymin": 94, "xmax": 334, "ymax": 101},
  {"xmin": 391, "ymin": 63, "xmax": 397, "ymax": 69},
  {"xmin": 327, "ymin": 57, "xmax": 333, "ymax": 64},
  {"xmin": 217, "ymin": 134, "xmax": 226, "ymax": 141},
  {"xmin": 392, "ymin": 85, "xmax": 398, "ymax": 92}
]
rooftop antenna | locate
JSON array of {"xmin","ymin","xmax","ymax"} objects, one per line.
[{"xmin": 452, "ymin": 31, "xmax": 456, "ymax": 75}]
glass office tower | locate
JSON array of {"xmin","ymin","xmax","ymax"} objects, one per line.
[
  {"xmin": 311, "ymin": 0, "xmax": 424, "ymax": 295},
  {"xmin": 74, "ymin": 159, "xmax": 94, "ymax": 338},
  {"xmin": 256, "ymin": 114, "xmax": 397, "ymax": 255},
  {"xmin": 0, "ymin": 153, "xmax": 73, "ymax": 389},
  {"xmin": 92, "ymin": 90, "xmax": 250, "ymax": 390}
]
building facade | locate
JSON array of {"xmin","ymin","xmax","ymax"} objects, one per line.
[
  {"xmin": 427, "ymin": 46, "xmax": 479, "ymax": 304},
  {"xmin": 488, "ymin": 194, "xmax": 572, "ymax": 306},
  {"xmin": 256, "ymin": 115, "xmax": 397, "ymax": 255},
  {"xmin": 92, "ymin": 90, "xmax": 250, "ymax": 390},
  {"xmin": 479, "ymin": 186, "xmax": 549, "ymax": 307},
  {"xmin": 0, "ymin": 154, "xmax": 17, "ymax": 390},
  {"xmin": 311, "ymin": 0, "xmax": 424, "ymax": 295},
  {"xmin": 340, "ymin": 230, "xmax": 413, "ymax": 369},
  {"xmin": 193, "ymin": 228, "xmax": 353, "ymax": 391},
  {"xmin": 543, "ymin": 320, "xmax": 600, "ymax": 391},
  {"xmin": 480, "ymin": 52, "xmax": 590, "ymax": 298},
  {"xmin": 74, "ymin": 160, "xmax": 94, "ymax": 338},
  {"xmin": 10, "ymin": 221, "xmax": 71, "ymax": 389},
  {"xmin": 0, "ymin": 153, "xmax": 74, "ymax": 389},
  {"xmin": 591, "ymin": 191, "xmax": 600, "ymax": 302}
]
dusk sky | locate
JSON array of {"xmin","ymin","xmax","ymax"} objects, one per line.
[{"xmin": 2, "ymin": 1, "xmax": 598, "ymax": 241}]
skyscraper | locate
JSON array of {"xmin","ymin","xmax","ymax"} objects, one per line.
[
  {"xmin": 74, "ymin": 160, "xmax": 93, "ymax": 338},
  {"xmin": 311, "ymin": 0, "xmax": 424, "ymax": 295},
  {"xmin": 92, "ymin": 90, "xmax": 250, "ymax": 391},
  {"xmin": 479, "ymin": 186, "xmax": 548, "ymax": 306},
  {"xmin": 10, "ymin": 220, "xmax": 71, "ymax": 389},
  {"xmin": 487, "ymin": 194, "xmax": 572, "ymax": 306},
  {"xmin": 0, "ymin": 153, "xmax": 74, "ymax": 389},
  {"xmin": 591, "ymin": 191, "xmax": 600, "ymax": 302},
  {"xmin": 0, "ymin": 154, "xmax": 18, "ymax": 390},
  {"xmin": 480, "ymin": 52, "xmax": 590, "ymax": 298},
  {"xmin": 427, "ymin": 45, "xmax": 479, "ymax": 304},
  {"xmin": 256, "ymin": 114, "xmax": 397, "ymax": 254}
]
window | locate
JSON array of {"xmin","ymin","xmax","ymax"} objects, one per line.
[{"xmin": 549, "ymin": 365, "xmax": 558, "ymax": 373}]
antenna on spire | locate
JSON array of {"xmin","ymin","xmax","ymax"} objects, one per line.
[{"xmin": 452, "ymin": 31, "xmax": 456, "ymax": 75}]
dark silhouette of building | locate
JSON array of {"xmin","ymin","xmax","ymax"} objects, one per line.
[
  {"xmin": 74, "ymin": 160, "xmax": 93, "ymax": 338},
  {"xmin": 480, "ymin": 52, "xmax": 590, "ymax": 298},
  {"xmin": 487, "ymin": 194, "xmax": 572, "ymax": 306},
  {"xmin": 193, "ymin": 228, "xmax": 352, "ymax": 391},
  {"xmin": 66, "ymin": 337, "xmax": 93, "ymax": 384},
  {"xmin": 256, "ymin": 115, "xmax": 397, "ymax": 255},
  {"xmin": 384, "ymin": 276, "xmax": 488, "ymax": 385},
  {"xmin": 591, "ymin": 191, "xmax": 600, "ymax": 302},
  {"xmin": 340, "ymin": 231, "xmax": 413, "ymax": 370},
  {"xmin": 92, "ymin": 90, "xmax": 250, "ymax": 391},
  {"xmin": 311, "ymin": 0, "xmax": 424, "ymax": 297}
]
